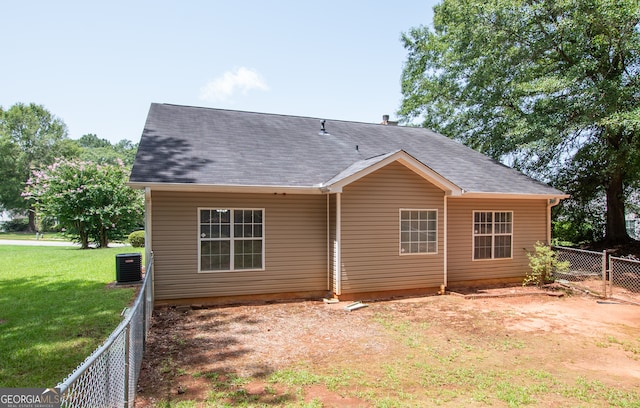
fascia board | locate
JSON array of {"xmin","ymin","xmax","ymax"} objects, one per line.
[
  {"xmin": 126, "ymin": 182, "xmax": 324, "ymax": 195},
  {"xmin": 450, "ymin": 192, "xmax": 570, "ymax": 200}
]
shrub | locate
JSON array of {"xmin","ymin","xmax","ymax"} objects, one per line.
[
  {"xmin": 2, "ymin": 218, "xmax": 29, "ymax": 232},
  {"xmin": 524, "ymin": 241, "xmax": 570, "ymax": 287},
  {"xmin": 128, "ymin": 230, "xmax": 145, "ymax": 247}
]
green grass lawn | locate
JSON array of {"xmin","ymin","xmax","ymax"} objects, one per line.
[{"xmin": 0, "ymin": 245, "xmax": 143, "ymax": 387}]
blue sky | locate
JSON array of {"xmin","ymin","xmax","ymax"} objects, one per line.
[{"xmin": 0, "ymin": 1, "xmax": 436, "ymax": 144}]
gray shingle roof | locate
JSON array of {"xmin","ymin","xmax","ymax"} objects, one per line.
[
  {"xmin": 323, "ymin": 150, "xmax": 401, "ymax": 187},
  {"xmin": 129, "ymin": 103, "xmax": 564, "ymax": 196}
]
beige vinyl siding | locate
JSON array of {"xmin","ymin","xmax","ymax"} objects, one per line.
[
  {"xmin": 447, "ymin": 198, "xmax": 548, "ymax": 285},
  {"xmin": 339, "ymin": 162, "xmax": 445, "ymax": 294},
  {"xmin": 151, "ymin": 191, "xmax": 327, "ymax": 300}
]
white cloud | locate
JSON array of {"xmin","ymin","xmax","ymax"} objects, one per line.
[{"xmin": 200, "ymin": 67, "xmax": 269, "ymax": 102}]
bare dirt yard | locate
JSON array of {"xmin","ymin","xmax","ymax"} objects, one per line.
[{"xmin": 136, "ymin": 287, "xmax": 640, "ymax": 407}]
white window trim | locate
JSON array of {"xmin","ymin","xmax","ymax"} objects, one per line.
[
  {"xmin": 472, "ymin": 210, "xmax": 513, "ymax": 261},
  {"xmin": 197, "ymin": 207, "xmax": 266, "ymax": 273},
  {"xmin": 399, "ymin": 208, "xmax": 439, "ymax": 256}
]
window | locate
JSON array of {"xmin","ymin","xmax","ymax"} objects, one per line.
[
  {"xmin": 400, "ymin": 210, "xmax": 437, "ymax": 254},
  {"xmin": 199, "ymin": 209, "xmax": 264, "ymax": 272},
  {"xmin": 473, "ymin": 211, "xmax": 512, "ymax": 260}
]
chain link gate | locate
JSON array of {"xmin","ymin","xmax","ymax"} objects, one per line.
[
  {"xmin": 609, "ymin": 256, "xmax": 640, "ymax": 302},
  {"xmin": 553, "ymin": 246, "xmax": 607, "ymax": 296}
]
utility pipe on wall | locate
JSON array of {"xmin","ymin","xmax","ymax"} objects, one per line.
[
  {"xmin": 335, "ymin": 192, "xmax": 342, "ymax": 296},
  {"xmin": 144, "ymin": 187, "xmax": 153, "ymax": 297},
  {"xmin": 326, "ymin": 194, "xmax": 330, "ymax": 291},
  {"xmin": 547, "ymin": 197, "xmax": 562, "ymax": 244},
  {"xmin": 443, "ymin": 195, "xmax": 448, "ymax": 289}
]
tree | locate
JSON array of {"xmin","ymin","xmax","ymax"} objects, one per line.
[
  {"xmin": 76, "ymin": 133, "xmax": 138, "ymax": 166},
  {"xmin": 113, "ymin": 139, "xmax": 139, "ymax": 167},
  {"xmin": 0, "ymin": 103, "xmax": 77, "ymax": 231},
  {"xmin": 399, "ymin": 0, "xmax": 640, "ymax": 244},
  {"xmin": 23, "ymin": 159, "xmax": 144, "ymax": 248}
]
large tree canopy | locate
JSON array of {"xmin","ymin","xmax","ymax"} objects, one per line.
[
  {"xmin": 0, "ymin": 103, "xmax": 76, "ymax": 230},
  {"xmin": 399, "ymin": 0, "xmax": 639, "ymax": 244}
]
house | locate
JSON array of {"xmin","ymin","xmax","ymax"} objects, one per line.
[
  {"xmin": 627, "ymin": 215, "xmax": 639, "ymax": 240},
  {"xmin": 128, "ymin": 103, "xmax": 567, "ymax": 305}
]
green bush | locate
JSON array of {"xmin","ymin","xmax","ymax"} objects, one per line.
[
  {"xmin": 524, "ymin": 241, "xmax": 570, "ymax": 287},
  {"xmin": 1, "ymin": 218, "xmax": 29, "ymax": 232},
  {"xmin": 128, "ymin": 230, "xmax": 145, "ymax": 247}
]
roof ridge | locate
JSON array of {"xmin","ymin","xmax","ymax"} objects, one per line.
[{"xmin": 154, "ymin": 102, "xmax": 399, "ymax": 127}]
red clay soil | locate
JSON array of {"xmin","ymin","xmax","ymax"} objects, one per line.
[{"xmin": 135, "ymin": 287, "xmax": 640, "ymax": 407}]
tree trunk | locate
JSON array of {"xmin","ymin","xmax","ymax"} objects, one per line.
[
  {"xmin": 604, "ymin": 171, "xmax": 631, "ymax": 244},
  {"xmin": 79, "ymin": 233, "xmax": 89, "ymax": 249},
  {"xmin": 27, "ymin": 209, "xmax": 36, "ymax": 233},
  {"xmin": 77, "ymin": 221, "xmax": 89, "ymax": 249},
  {"xmin": 98, "ymin": 227, "xmax": 109, "ymax": 248}
]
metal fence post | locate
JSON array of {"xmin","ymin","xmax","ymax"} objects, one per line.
[
  {"xmin": 609, "ymin": 255, "xmax": 613, "ymax": 298},
  {"xmin": 124, "ymin": 323, "xmax": 130, "ymax": 408},
  {"xmin": 602, "ymin": 250, "xmax": 607, "ymax": 298},
  {"xmin": 142, "ymin": 288, "xmax": 147, "ymax": 347}
]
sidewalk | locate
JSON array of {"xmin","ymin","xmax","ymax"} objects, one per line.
[
  {"xmin": 0, "ymin": 239, "xmax": 76, "ymax": 246},
  {"xmin": 0, "ymin": 239, "xmax": 127, "ymax": 247}
]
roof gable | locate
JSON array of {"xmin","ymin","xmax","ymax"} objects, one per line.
[
  {"xmin": 129, "ymin": 103, "xmax": 565, "ymax": 198},
  {"xmin": 323, "ymin": 150, "xmax": 462, "ymax": 195}
]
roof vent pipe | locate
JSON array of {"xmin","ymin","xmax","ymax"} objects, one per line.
[
  {"xmin": 319, "ymin": 120, "xmax": 329, "ymax": 135},
  {"xmin": 381, "ymin": 115, "xmax": 398, "ymax": 126}
]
